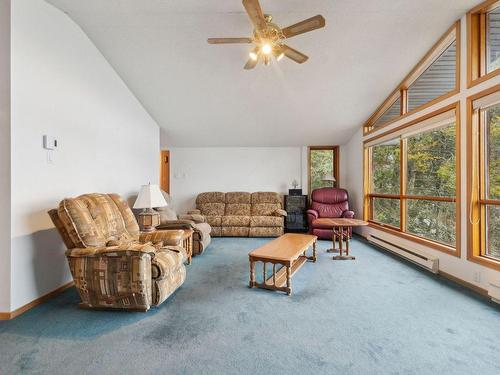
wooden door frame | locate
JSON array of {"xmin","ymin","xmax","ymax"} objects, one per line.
[{"xmin": 160, "ymin": 150, "xmax": 170, "ymax": 194}]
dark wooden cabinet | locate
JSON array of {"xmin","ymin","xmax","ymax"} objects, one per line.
[{"xmin": 284, "ymin": 195, "xmax": 308, "ymax": 232}]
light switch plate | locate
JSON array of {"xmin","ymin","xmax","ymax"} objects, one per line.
[{"xmin": 43, "ymin": 135, "xmax": 58, "ymax": 150}]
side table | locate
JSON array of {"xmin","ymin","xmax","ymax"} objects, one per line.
[{"xmin": 311, "ymin": 218, "xmax": 368, "ymax": 260}]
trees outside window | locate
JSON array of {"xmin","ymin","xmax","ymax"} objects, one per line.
[
  {"xmin": 366, "ymin": 110, "xmax": 459, "ymax": 253},
  {"xmin": 309, "ymin": 147, "xmax": 339, "ymax": 193}
]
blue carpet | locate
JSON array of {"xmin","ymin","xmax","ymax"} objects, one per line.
[{"xmin": 1, "ymin": 237, "xmax": 500, "ymax": 375}]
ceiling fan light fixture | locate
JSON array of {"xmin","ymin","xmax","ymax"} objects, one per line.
[
  {"xmin": 249, "ymin": 47, "xmax": 259, "ymax": 61},
  {"xmin": 261, "ymin": 43, "xmax": 272, "ymax": 55}
]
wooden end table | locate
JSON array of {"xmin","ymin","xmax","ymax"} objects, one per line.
[
  {"xmin": 312, "ymin": 218, "xmax": 368, "ymax": 260},
  {"xmin": 248, "ymin": 233, "xmax": 317, "ymax": 295}
]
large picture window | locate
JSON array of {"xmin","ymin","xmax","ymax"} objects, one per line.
[
  {"xmin": 468, "ymin": 87, "xmax": 500, "ymax": 269},
  {"xmin": 365, "ymin": 105, "xmax": 460, "ymax": 254}
]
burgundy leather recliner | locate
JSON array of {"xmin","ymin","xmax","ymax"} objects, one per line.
[{"xmin": 307, "ymin": 188, "xmax": 355, "ymax": 240}]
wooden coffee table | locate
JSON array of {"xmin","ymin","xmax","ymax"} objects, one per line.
[
  {"xmin": 312, "ymin": 218, "xmax": 368, "ymax": 260},
  {"xmin": 248, "ymin": 234, "xmax": 317, "ymax": 295}
]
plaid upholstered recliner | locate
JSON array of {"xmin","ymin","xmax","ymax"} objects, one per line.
[{"xmin": 48, "ymin": 193, "xmax": 187, "ymax": 311}]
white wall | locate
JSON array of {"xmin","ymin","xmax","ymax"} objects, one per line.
[
  {"xmin": 168, "ymin": 147, "xmax": 305, "ymax": 213},
  {"xmin": 7, "ymin": 0, "xmax": 160, "ymax": 311},
  {"xmin": 341, "ymin": 15, "xmax": 500, "ymax": 292},
  {"xmin": 0, "ymin": 0, "xmax": 11, "ymax": 313}
]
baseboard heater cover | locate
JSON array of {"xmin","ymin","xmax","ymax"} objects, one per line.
[
  {"xmin": 368, "ymin": 234, "xmax": 439, "ymax": 273},
  {"xmin": 489, "ymin": 279, "xmax": 500, "ymax": 304}
]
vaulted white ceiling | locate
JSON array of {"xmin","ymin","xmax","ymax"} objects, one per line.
[{"xmin": 46, "ymin": 0, "xmax": 480, "ymax": 146}]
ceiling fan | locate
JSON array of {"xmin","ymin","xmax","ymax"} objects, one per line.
[{"xmin": 207, "ymin": 0, "xmax": 326, "ymax": 70}]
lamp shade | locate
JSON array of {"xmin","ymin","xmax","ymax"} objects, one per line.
[
  {"xmin": 133, "ymin": 184, "xmax": 168, "ymax": 209},
  {"xmin": 322, "ymin": 172, "xmax": 336, "ymax": 182}
]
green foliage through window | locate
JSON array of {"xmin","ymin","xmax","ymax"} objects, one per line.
[
  {"xmin": 485, "ymin": 105, "xmax": 500, "ymax": 259},
  {"xmin": 372, "ymin": 140, "xmax": 400, "ymax": 195},
  {"xmin": 407, "ymin": 124, "xmax": 456, "ymax": 197},
  {"xmin": 368, "ymin": 118, "xmax": 458, "ymax": 249},
  {"xmin": 310, "ymin": 149, "xmax": 336, "ymax": 191}
]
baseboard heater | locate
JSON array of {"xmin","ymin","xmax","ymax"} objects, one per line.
[
  {"xmin": 367, "ymin": 234, "xmax": 439, "ymax": 273},
  {"xmin": 488, "ymin": 279, "xmax": 500, "ymax": 304}
]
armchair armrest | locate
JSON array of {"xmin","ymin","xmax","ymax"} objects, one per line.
[
  {"xmin": 157, "ymin": 219, "xmax": 196, "ymax": 231},
  {"xmin": 342, "ymin": 210, "xmax": 355, "ymax": 219},
  {"xmin": 140, "ymin": 229, "xmax": 184, "ymax": 247},
  {"xmin": 66, "ymin": 242, "xmax": 156, "ymax": 257},
  {"xmin": 187, "ymin": 209, "xmax": 201, "ymax": 215},
  {"xmin": 153, "ymin": 246, "xmax": 187, "ymax": 278},
  {"xmin": 273, "ymin": 209, "xmax": 287, "ymax": 217},
  {"xmin": 306, "ymin": 209, "xmax": 319, "ymax": 220},
  {"xmin": 178, "ymin": 213, "xmax": 206, "ymax": 223}
]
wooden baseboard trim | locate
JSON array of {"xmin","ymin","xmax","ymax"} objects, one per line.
[
  {"xmin": 0, "ymin": 281, "xmax": 74, "ymax": 320},
  {"xmin": 438, "ymin": 270, "xmax": 488, "ymax": 297}
]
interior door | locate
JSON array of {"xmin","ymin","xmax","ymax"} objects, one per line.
[{"xmin": 160, "ymin": 150, "xmax": 170, "ymax": 193}]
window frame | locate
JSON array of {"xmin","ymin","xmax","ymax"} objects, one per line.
[
  {"xmin": 467, "ymin": 84, "xmax": 500, "ymax": 270},
  {"xmin": 364, "ymin": 103, "xmax": 461, "ymax": 256},
  {"xmin": 467, "ymin": 0, "xmax": 500, "ymax": 88},
  {"xmin": 364, "ymin": 22, "xmax": 461, "ymax": 135},
  {"xmin": 308, "ymin": 146, "xmax": 340, "ymax": 196}
]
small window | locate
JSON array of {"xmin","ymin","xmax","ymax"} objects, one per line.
[
  {"xmin": 468, "ymin": 1, "xmax": 500, "ymax": 86},
  {"xmin": 487, "ymin": 6, "xmax": 500, "ymax": 73},
  {"xmin": 308, "ymin": 147, "xmax": 339, "ymax": 193},
  {"xmin": 407, "ymin": 42, "xmax": 457, "ymax": 112}
]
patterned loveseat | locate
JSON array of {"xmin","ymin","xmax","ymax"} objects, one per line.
[
  {"xmin": 196, "ymin": 192, "xmax": 287, "ymax": 237},
  {"xmin": 48, "ymin": 193, "xmax": 187, "ymax": 311}
]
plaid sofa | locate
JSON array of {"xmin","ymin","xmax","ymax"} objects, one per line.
[
  {"xmin": 48, "ymin": 193, "xmax": 187, "ymax": 311},
  {"xmin": 196, "ymin": 192, "xmax": 286, "ymax": 237}
]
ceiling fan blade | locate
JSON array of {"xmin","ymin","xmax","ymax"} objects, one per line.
[
  {"xmin": 282, "ymin": 15, "xmax": 326, "ymax": 39},
  {"xmin": 282, "ymin": 45, "xmax": 309, "ymax": 64},
  {"xmin": 244, "ymin": 58, "xmax": 258, "ymax": 70},
  {"xmin": 242, "ymin": 0, "xmax": 267, "ymax": 31},
  {"xmin": 207, "ymin": 38, "xmax": 253, "ymax": 44}
]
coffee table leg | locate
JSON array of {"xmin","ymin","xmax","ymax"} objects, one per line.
[
  {"xmin": 327, "ymin": 230, "xmax": 339, "ymax": 253},
  {"xmin": 333, "ymin": 226, "xmax": 356, "ymax": 261},
  {"xmin": 313, "ymin": 240, "xmax": 317, "ymax": 262},
  {"xmin": 249, "ymin": 259, "xmax": 255, "ymax": 288},
  {"xmin": 286, "ymin": 266, "xmax": 292, "ymax": 296},
  {"xmin": 339, "ymin": 226, "xmax": 343, "ymax": 256}
]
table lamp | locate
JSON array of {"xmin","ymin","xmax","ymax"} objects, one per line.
[
  {"xmin": 322, "ymin": 172, "xmax": 336, "ymax": 187},
  {"xmin": 133, "ymin": 183, "xmax": 167, "ymax": 232}
]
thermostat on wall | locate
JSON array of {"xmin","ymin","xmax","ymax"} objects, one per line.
[{"xmin": 43, "ymin": 135, "xmax": 58, "ymax": 150}]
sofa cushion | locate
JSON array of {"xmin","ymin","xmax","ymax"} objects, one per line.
[
  {"xmin": 206, "ymin": 216, "xmax": 222, "ymax": 227},
  {"xmin": 196, "ymin": 192, "xmax": 225, "ymax": 205},
  {"xmin": 222, "ymin": 227, "xmax": 249, "ymax": 237},
  {"xmin": 250, "ymin": 216, "xmax": 283, "ymax": 227},
  {"xmin": 158, "ymin": 207, "xmax": 178, "ymax": 222},
  {"xmin": 251, "ymin": 192, "xmax": 282, "ymax": 204},
  {"xmin": 198, "ymin": 203, "xmax": 225, "ymax": 216},
  {"xmin": 251, "ymin": 203, "xmax": 282, "ymax": 216},
  {"xmin": 225, "ymin": 203, "xmax": 251, "ymax": 216},
  {"xmin": 222, "ymin": 216, "xmax": 251, "ymax": 227},
  {"xmin": 226, "ymin": 192, "xmax": 251, "ymax": 204},
  {"xmin": 210, "ymin": 227, "xmax": 222, "ymax": 237},
  {"xmin": 249, "ymin": 227, "xmax": 283, "ymax": 237}
]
